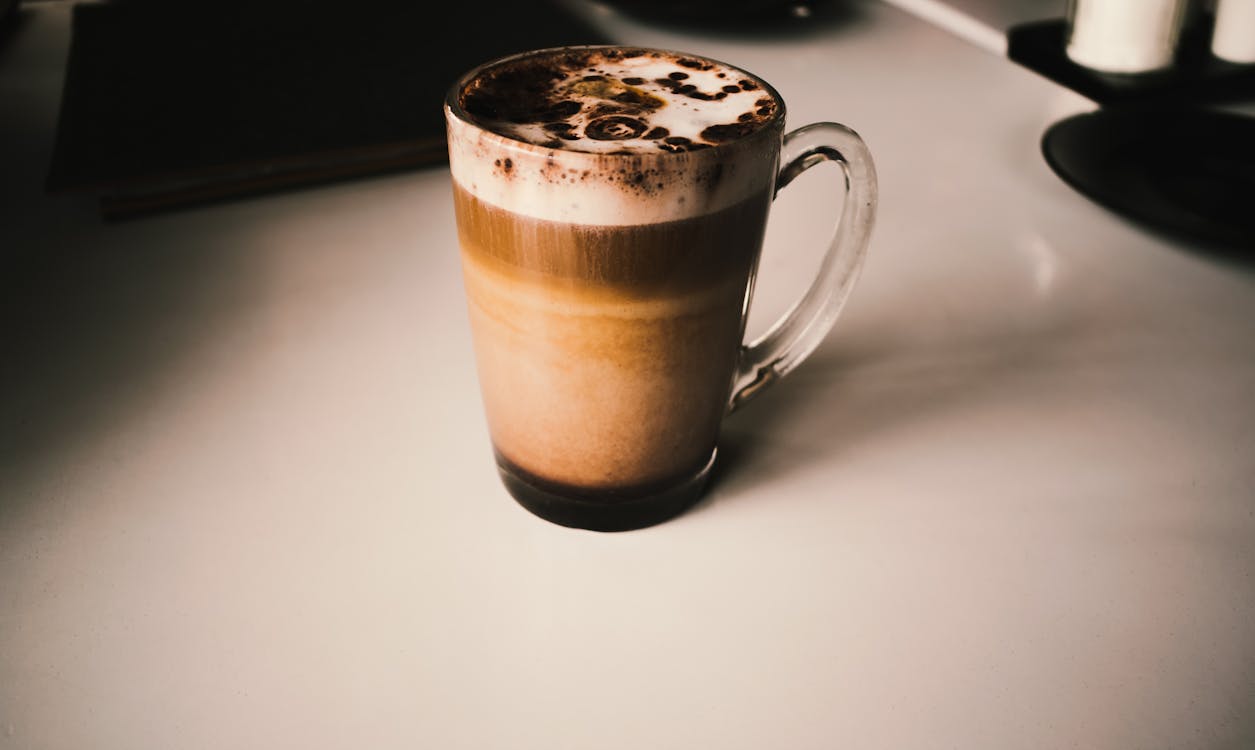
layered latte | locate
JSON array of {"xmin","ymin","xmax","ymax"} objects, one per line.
[{"xmin": 446, "ymin": 47, "xmax": 785, "ymax": 513}]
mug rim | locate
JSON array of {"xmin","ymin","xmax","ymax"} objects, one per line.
[{"xmin": 444, "ymin": 44, "xmax": 788, "ymax": 161}]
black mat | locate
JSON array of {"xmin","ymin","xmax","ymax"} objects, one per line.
[
  {"xmin": 46, "ymin": 0, "xmax": 611, "ymax": 219},
  {"xmin": 1042, "ymin": 106, "xmax": 1255, "ymax": 251}
]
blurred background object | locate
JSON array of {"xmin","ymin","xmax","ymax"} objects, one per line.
[
  {"xmin": 45, "ymin": 0, "xmax": 609, "ymax": 219},
  {"xmin": 595, "ymin": 0, "xmax": 794, "ymax": 21},
  {"xmin": 1065, "ymin": 0, "xmax": 1188, "ymax": 73},
  {"xmin": 1, "ymin": 0, "xmax": 19, "ymax": 35},
  {"xmin": 587, "ymin": 0, "xmax": 858, "ymax": 35},
  {"xmin": 1009, "ymin": 1, "xmax": 1255, "ymax": 104},
  {"xmin": 1211, "ymin": 0, "xmax": 1255, "ymax": 63},
  {"xmin": 1042, "ymin": 106, "xmax": 1255, "ymax": 253},
  {"xmin": 1014, "ymin": 0, "xmax": 1255, "ymax": 253}
]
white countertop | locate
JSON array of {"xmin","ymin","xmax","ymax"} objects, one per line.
[{"xmin": 2, "ymin": 2, "xmax": 1253, "ymax": 748}]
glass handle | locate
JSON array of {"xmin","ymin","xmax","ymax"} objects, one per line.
[{"xmin": 730, "ymin": 122, "xmax": 878, "ymax": 412}]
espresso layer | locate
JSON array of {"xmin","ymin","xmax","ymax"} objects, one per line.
[
  {"xmin": 453, "ymin": 182, "xmax": 770, "ymax": 294},
  {"xmin": 455, "ymin": 186, "xmax": 770, "ymax": 489}
]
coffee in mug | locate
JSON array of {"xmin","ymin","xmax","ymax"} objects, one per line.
[{"xmin": 445, "ymin": 47, "xmax": 876, "ymax": 531}]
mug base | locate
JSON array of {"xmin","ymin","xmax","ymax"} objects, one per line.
[{"xmin": 495, "ymin": 450, "xmax": 716, "ymax": 532}]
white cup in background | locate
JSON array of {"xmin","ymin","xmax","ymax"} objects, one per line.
[
  {"xmin": 1066, "ymin": 0, "xmax": 1190, "ymax": 73},
  {"xmin": 1212, "ymin": 0, "xmax": 1255, "ymax": 63}
]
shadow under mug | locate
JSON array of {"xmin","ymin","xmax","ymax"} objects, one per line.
[{"xmin": 446, "ymin": 46, "xmax": 877, "ymax": 531}]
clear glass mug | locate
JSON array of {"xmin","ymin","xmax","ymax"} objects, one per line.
[{"xmin": 445, "ymin": 46, "xmax": 877, "ymax": 531}]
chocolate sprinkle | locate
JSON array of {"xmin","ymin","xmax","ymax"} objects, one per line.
[{"xmin": 701, "ymin": 122, "xmax": 760, "ymax": 143}]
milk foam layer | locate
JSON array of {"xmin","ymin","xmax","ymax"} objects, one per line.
[
  {"xmin": 459, "ymin": 48, "xmax": 778, "ymax": 154},
  {"xmin": 446, "ymin": 47, "xmax": 784, "ymax": 226}
]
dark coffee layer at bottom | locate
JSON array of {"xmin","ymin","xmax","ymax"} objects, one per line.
[{"xmin": 495, "ymin": 449, "xmax": 716, "ymax": 532}]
